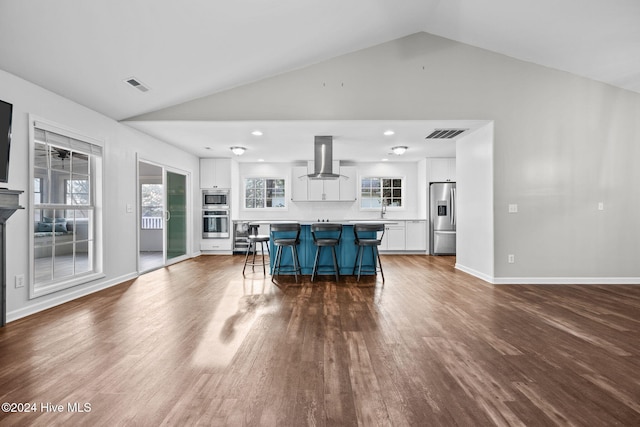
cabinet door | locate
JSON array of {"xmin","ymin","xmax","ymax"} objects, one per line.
[
  {"xmin": 214, "ymin": 159, "xmax": 231, "ymax": 188},
  {"xmin": 323, "ymin": 161, "xmax": 340, "ymax": 200},
  {"xmin": 339, "ymin": 166, "xmax": 357, "ymax": 201},
  {"xmin": 200, "ymin": 159, "xmax": 216, "ymax": 188},
  {"xmin": 307, "ymin": 161, "xmax": 340, "ymax": 200},
  {"xmin": 428, "ymin": 158, "xmax": 456, "ymax": 182},
  {"xmin": 307, "ymin": 161, "xmax": 323, "ymax": 200},
  {"xmin": 291, "ymin": 166, "xmax": 308, "ymax": 201},
  {"xmin": 200, "ymin": 158, "xmax": 231, "ymax": 188},
  {"xmin": 405, "ymin": 220, "xmax": 427, "ymax": 251},
  {"xmin": 381, "ymin": 223, "xmax": 405, "ymax": 251}
]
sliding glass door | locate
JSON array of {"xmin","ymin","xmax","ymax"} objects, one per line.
[{"xmin": 165, "ymin": 170, "xmax": 187, "ymax": 262}]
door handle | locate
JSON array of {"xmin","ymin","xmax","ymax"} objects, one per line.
[
  {"xmin": 450, "ymin": 188, "xmax": 455, "ymax": 226},
  {"xmin": 165, "ymin": 210, "xmax": 171, "ymax": 222}
]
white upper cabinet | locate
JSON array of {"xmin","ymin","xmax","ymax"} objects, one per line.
[
  {"xmin": 290, "ymin": 162, "xmax": 355, "ymax": 202},
  {"xmin": 339, "ymin": 166, "xmax": 357, "ymax": 201},
  {"xmin": 200, "ymin": 158, "xmax": 231, "ymax": 188},
  {"xmin": 291, "ymin": 166, "xmax": 308, "ymax": 201},
  {"xmin": 428, "ymin": 158, "xmax": 456, "ymax": 182},
  {"xmin": 307, "ymin": 161, "xmax": 340, "ymax": 201}
]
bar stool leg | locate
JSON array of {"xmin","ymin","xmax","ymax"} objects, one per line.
[
  {"xmin": 375, "ymin": 246, "xmax": 384, "ymax": 283},
  {"xmin": 291, "ymin": 245, "xmax": 299, "ymax": 282},
  {"xmin": 352, "ymin": 246, "xmax": 360, "ymax": 275},
  {"xmin": 260, "ymin": 241, "xmax": 266, "ymax": 275},
  {"xmin": 311, "ymin": 246, "xmax": 320, "ymax": 282},
  {"xmin": 331, "ymin": 246, "xmax": 339, "ymax": 281},
  {"xmin": 357, "ymin": 246, "xmax": 365, "ymax": 281},
  {"xmin": 251, "ymin": 243, "xmax": 258, "ymax": 272},
  {"xmin": 242, "ymin": 240, "xmax": 253, "ymax": 276},
  {"xmin": 271, "ymin": 246, "xmax": 279, "ymax": 280}
]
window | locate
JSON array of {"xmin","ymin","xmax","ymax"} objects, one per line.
[
  {"xmin": 33, "ymin": 178, "xmax": 42, "ymax": 204},
  {"xmin": 141, "ymin": 183, "xmax": 164, "ymax": 230},
  {"xmin": 360, "ymin": 177, "xmax": 404, "ymax": 209},
  {"xmin": 31, "ymin": 121, "xmax": 103, "ymax": 297},
  {"xmin": 244, "ymin": 178, "xmax": 286, "ymax": 209}
]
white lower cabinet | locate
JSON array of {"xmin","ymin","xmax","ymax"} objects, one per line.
[
  {"xmin": 200, "ymin": 238, "xmax": 232, "ymax": 252},
  {"xmin": 380, "ymin": 222, "xmax": 406, "ymax": 251},
  {"xmin": 405, "ymin": 220, "xmax": 427, "ymax": 251}
]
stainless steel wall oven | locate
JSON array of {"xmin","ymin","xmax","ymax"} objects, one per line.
[{"xmin": 202, "ymin": 209, "xmax": 230, "ymax": 238}]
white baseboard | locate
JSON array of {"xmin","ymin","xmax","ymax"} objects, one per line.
[
  {"xmin": 7, "ymin": 272, "xmax": 139, "ymax": 323},
  {"xmin": 455, "ymin": 264, "xmax": 495, "ymax": 283},
  {"xmin": 491, "ymin": 277, "xmax": 640, "ymax": 285},
  {"xmin": 455, "ymin": 263, "xmax": 640, "ymax": 285}
]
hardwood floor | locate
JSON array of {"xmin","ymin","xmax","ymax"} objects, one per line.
[{"xmin": 1, "ymin": 255, "xmax": 639, "ymax": 426}]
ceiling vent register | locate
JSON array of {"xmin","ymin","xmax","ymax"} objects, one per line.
[
  {"xmin": 425, "ymin": 129, "xmax": 467, "ymax": 139},
  {"xmin": 124, "ymin": 77, "xmax": 150, "ymax": 93}
]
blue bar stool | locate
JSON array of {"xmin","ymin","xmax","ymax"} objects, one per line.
[
  {"xmin": 270, "ymin": 223, "xmax": 301, "ymax": 282},
  {"xmin": 242, "ymin": 223, "xmax": 270, "ymax": 276},
  {"xmin": 310, "ymin": 223, "xmax": 343, "ymax": 282},
  {"xmin": 352, "ymin": 223, "xmax": 385, "ymax": 282}
]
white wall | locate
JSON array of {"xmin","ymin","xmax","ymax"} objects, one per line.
[
  {"xmin": 235, "ymin": 161, "xmax": 422, "ymax": 221},
  {"xmin": 137, "ymin": 32, "xmax": 640, "ymax": 283},
  {"xmin": 0, "ymin": 69, "xmax": 200, "ymax": 321},
  {"xmin": 455, "ymin": 123, "xmax": 494, "ymax": 280}
]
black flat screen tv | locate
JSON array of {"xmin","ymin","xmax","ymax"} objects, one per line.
[{"xmin": 0, "ymin": 99, "xmax": 12, "ymax": 185}]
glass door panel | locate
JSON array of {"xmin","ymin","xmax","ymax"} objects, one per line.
[{"xmin": 166, "ymin": 171, "xmax": 187, "ymax": 261}]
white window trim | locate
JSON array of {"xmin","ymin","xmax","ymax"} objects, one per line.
[
  {"xmin": 28, "ymin": 115, "xmax": 105, "ymax": 299},
  {"xmin": 359, "ymin": 176, "xmax": 406, "ymax": 211},
  {"xmin": 242, "ymin": 176, "xmax": 288, "ymax": 210}
]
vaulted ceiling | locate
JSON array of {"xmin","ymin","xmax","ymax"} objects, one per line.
[{"xmin": 2, "ymin": 0, "xmax": 638, "ymax": 161}]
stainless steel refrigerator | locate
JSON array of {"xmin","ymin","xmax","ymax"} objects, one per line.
[{"xmin": 430, "ymin": 182, "xmax": 456, "ymax": 255}]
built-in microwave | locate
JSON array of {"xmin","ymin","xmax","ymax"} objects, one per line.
[{"xmin": 203, "ymin": 189, "xmax": 229, "ymax": 209}]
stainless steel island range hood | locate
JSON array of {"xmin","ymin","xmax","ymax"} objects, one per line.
[{"xmin": 306, "ymin": 135, "xmax": 341, "ymax": 180}]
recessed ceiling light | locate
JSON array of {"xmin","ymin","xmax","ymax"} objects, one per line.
[
  {"xmin": 251, "ymin": 130, "xmax": 263, "ymax": 136},
  {"xmin": 384, "ymin": 130, "xmax": 395, "ymax": 136},
  {"xmin": 258, "ymin": 159, "xmax": 265, "ymax": 162},
  {"xmin": 382, "ymin": 158, "xmax": 389, "ymax": 162}
]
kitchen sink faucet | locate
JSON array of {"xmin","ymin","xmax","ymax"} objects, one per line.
[{"xmin": 380, "ymin": 200, "xmax": 387, "ymax": 218}]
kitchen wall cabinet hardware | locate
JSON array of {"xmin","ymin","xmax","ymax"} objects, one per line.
[
  {"xmin": 428, "ymin": 158, "xmax": 456, "ymax": 182},
  {"xmin": 200, "ymin": 158, "xmax": 231, "ymax": 189}
]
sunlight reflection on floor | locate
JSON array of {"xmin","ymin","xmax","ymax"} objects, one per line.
[{"xmin": 192, "ymin": 278, "xmax": 278, "ymax": 367}]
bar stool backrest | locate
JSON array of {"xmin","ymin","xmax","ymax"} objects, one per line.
[
  {"xmin": 270, "ymin": 222, "xmax": 301, "ymax": 243},
  {"xmin": 353, "ymin": 223, "xmax": 385, "ymax": 245},
  {"xmin": 311, "ymin": 223, "xmax": 343, "ymax": 243}
]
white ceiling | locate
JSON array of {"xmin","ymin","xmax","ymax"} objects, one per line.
[
  {"xmin": 126, "ymin": 119, "xmax": 489, "ymax": 162},
  {"xmin": 2, "ymin": 0, "xmax": 638, "ymax": 162}
]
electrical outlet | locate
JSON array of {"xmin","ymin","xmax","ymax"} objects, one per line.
[
  {"xmin": 15, "ymin": 274, "xmax": 25, "ymax": 288},
  {"xmin": 508, "ymin": 254, "xmax": 515, "ymax": 264},
  {"xmin": 598, "ymin": 202, "xmax": 604, "ymax": 211},
  {"xmin": 508, "ymin": 204, "xmax": 518, "ymax": 213}
]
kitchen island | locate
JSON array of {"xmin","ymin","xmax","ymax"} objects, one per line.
[{"xmin": 251, "ymin": 221, "xmax": 391, "ymax": 277}]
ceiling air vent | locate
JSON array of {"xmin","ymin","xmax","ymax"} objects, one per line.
[
  {"xmin": 124, "ymin": 77, "xmax": 150, "ymax": 93},
  {"xmin": 425, "ymin": 129, "xmax": 467, "ymax": 139}
]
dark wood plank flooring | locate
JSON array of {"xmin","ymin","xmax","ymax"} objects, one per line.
[{"xmin": 1, "ymin": 255, "xmax": 639, "ymax": 426}]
